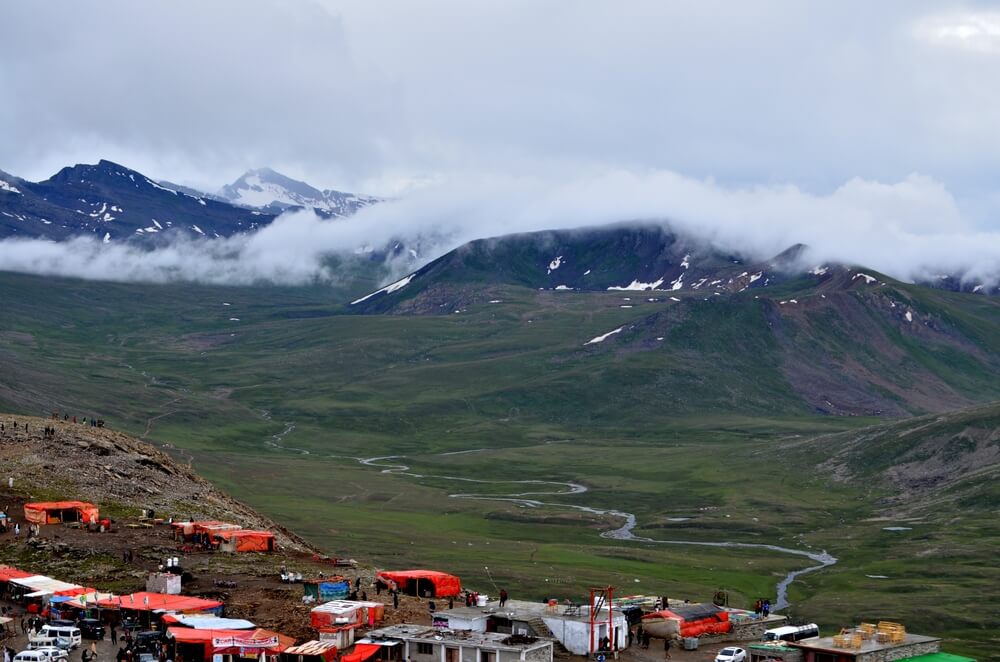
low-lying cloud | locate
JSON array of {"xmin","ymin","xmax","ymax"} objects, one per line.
[{"xmin": 0, "ymin": 168, "xmax": 997, "ymax": 290}]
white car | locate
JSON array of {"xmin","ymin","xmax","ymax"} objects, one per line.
[
  {"xmin": 15, "ymin": 648, "xmax": 69, "ymax": 662},
  {"xmin": 714, "ymin": 647, "xmax": 746, "ymax": 662}
]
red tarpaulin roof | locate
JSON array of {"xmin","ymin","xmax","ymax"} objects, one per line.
[
  {"xmin": 23, "ymin": 501, "xmax": 99, "ymax": 524},
  {"xmin": 0, "ymin": 566, "xmax": 34, "ymax": 581},
  {"xmin": 341, "ymin": 644, "xmax": 382, "ymax": 662},
  {"xmin": 376, "ymin": 570, "xmax": 461, "ymax": 597},
  {"xmin": 97, "ymin": 593, "xmax": 223, "ymax": 612},
  {"xmin": 55, "ymin": 587, "xmax": 95, "ymax": 597},
  {"xmin": 167, "ymin": 627, "xmax": 293, "ymax": 657}
]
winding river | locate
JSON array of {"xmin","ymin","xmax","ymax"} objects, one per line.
[{"xmin": 357, "ymin": 454, "xmax": 837, "ymax": 610}]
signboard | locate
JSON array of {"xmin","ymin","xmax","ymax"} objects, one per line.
[{"xmin": 212, "ymin": 637, "xmax": 280, "ymax": 650}]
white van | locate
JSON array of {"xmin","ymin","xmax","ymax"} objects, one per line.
[
  {"xmin": 15, "ymin": 649, "xmax": 68, "ymax": 662},
  {"xmin": 762, "ymin": 623, "xmax": 820, "ymax": 643},
  {"xmin": 39, "ymin": 626, "xmax": 82, "ymax": 649}
]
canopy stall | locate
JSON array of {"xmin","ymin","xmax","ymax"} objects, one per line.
[
  {"xmin": 171, "ymin": 521, "xmax": 241, "ymax": 540},
  {"xmin": 310, "ymin": 601, "xmax": 384, "ymax": 629},
  {"xmin": 641, "ymin": 605, "xmax": 731, "ymax": 639},
  {"xmin": 23, "ymin": 501, "xmax": 99, "ymax": 525},
  {"xmin": 302, "ymin": 579, "xmax": 350, "ymax": 602},
  {"xmin": 281, "ymin": 640, "xmax": 338, "ymax": 662},
  {"xmin": 97, "ymin": 592, "xmax": 224, "ymax": 613},
  {"xmin": 375, "ymin": 570, "xmax": 461, "ymax": 598},
  {"xmin": 213, "ymin": 530, "xmax": 275, "ymax": 553},
  {"xmin": 163, "ymin": 614, "xmax": 255, "ymax": 630},
  {"xmin": 167, "ymin": 627, "xmax": 293, "ymax": 662}
]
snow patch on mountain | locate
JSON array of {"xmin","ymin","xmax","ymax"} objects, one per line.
[
  {"xmin": 0, "ymin": 180, "xmax": 21, "ymax": 194},
  {"xmin": 608, "ymin": 277, "xmax": 664, "ymax": 291},
  {"xmin": 585, "ymin": 326, "xmax": 624, "ymax": 345},
  {"xmin": 351, "ymin": 273, "xmax": 415, "ymax": 305}
]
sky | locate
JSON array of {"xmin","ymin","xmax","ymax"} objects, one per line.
[{"xmin": 1, "ymin": 1, "xmax": 999, "ymax": 285}]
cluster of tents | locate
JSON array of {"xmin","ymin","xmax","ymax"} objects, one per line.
[{"xmin": 170, "ymin": 520, "xmax": 276, "ymax": 553}]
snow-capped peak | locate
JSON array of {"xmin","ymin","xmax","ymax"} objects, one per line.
[{"xmin": 218, "ymin": 167, "xmax": 377, "ymax": 217}]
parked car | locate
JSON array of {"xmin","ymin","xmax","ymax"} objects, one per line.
[
  {"xmin": 27, "ymin": 636, "xmax": 67, "ymax": 652},
  {"xmin": 16, "ymin": 648, "xmax": 69, "ymax": 662},
  {"xmin": 39, "ymin": 626, "xmax": 81, "ymax": 650},
  {"xmin": 714, "ymin": 647, "xmax": 746, "ymax": 662},
  {"xmin": 133, "ymin": 631, "xmax": 163, "ymax": 655},
  {"xmin": 137, "ymin": 654, "xmax": 155, "ymax": 662},
  {"xmin": 76, "ymin": 619, "xmax": 105, "ymax": 640}
]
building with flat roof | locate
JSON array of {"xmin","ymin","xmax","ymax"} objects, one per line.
[
  {"xmin": 789, "ymin": 631, "xmax": 942, "ymax": 662},
  {"xmin": 361, "ymin": 624, "xmax": 553, "ymax": 662},
  {"xmin": 432, "ymin": 599, "xmax": 627, "ymax": 656}
]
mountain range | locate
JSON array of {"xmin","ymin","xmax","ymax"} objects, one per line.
[{"xmin": 0, "ymin": 160, "xmax": 375, "ymax": 243}]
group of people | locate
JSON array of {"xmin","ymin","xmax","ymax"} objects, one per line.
[{"xmin": 754, "ymin": 598, "xmax": 772, "ymax": 618}]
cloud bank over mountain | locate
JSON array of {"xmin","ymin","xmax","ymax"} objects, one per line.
[{"xmin": 0, "ymin": 168, "xmax": 995, "ymax": 288}]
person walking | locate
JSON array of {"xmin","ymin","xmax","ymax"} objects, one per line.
[
  {"xmin": 498, "ymin": 589, "xmax": 508, "ymax": 608},
  {"xmin": 663, "ymin": 638, "xmax": 672, "ymax": 660},
  {"xmin": 762, "ymin": 599, "xmax": 771, "ymax": 617},
  {"xmin": 111, "ymin": 625, "xmax": 118, "ymax": 645},
  {"xmin": 392, "ymin": 590, "xmax": 399, "ymax": 610}
]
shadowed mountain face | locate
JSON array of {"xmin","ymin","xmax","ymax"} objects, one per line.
[
  {"xmin": 347, "ymin": 225, "xmax": 1000, "ymax": 417},
  {"xmin": 0, "ymin": 160, "xmax": 276, "ymax": 242},
  {"xmin": 0, "ymin": 161, "xmax": 378, "ymax": 243}
]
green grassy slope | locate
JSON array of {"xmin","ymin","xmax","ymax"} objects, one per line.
[{"xmin": 0, "ymin": 269, "xmax": 998, "ymax": 657}]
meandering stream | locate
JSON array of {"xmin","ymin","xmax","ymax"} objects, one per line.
[{"xmin": 357, "ymin": 454, "xmax": 837, "ymax": 610}]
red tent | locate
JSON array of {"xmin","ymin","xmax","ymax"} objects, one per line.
[
  {"xmin": 168, "ymin": 627, "xmax": 293, "ymax": 661},
  {"xmin": 641, "ymin": 607, "xmax": 730, "ymax": 638},
  {"xmin": 24, "ymin": 502, "xmax": 99, "ymax": 525},
  {"xmin": 281, "ymin": 641, "xmax": 338, "ymax": 662},
  {"xmin": 340, "ymin": 644, "xmax": 382, "ymax": 662},
  {"xmin": 97, "ymin": 592, "xmax": 223, "ymax": 613},
  {"xmin": 0, "ymin": 566, "xmax": 34, "ymax": 582},
  {"xmin": 375, "ymin": 570, "xmax": 461, "ymax": 598},
  {"xmin": 213, "ymin": 530, "xmax": 275, "ymax": 553}
]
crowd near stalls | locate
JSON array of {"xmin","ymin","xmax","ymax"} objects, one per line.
[{"xmin": 0, "ymin": 494, "xmax": 977, "ymax": 662}]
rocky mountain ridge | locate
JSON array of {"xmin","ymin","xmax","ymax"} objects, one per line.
[{"xmin": 0, "ymin": 414, "xmax": 315, "ymax": 553}]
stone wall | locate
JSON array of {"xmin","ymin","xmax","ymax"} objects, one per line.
[{"xmin": 857, "ymin": 640, "xmax": 939, "ymax": 662}]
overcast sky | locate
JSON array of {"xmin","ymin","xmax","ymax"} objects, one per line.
[{"xmin": 1, "ymin": 1, "xmax": 999, "ymax": 285}]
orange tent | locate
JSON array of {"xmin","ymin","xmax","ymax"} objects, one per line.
[
  {"xmin": 376, "ymin": 570, "xmax": 461, "ymax": 598},
  {"xmin": 340, "ymin": 644, "xmax": 382, "ymax": 662},
  {"xmin": 213, "ymin": 530, "xmax": 275, "ymax": 553},
  {"xmin": 97, "ymin": 592, "xmax": 223, "ymax": 613},
  {"xmin": 168, "ymin": 627, "xmax": 293, "ymax": 661},
  {"xmin": 0, "ymin": 566, "xmax": 34, "ymax": 582},
  {"xmin": 24, "ymin": 501, "xmax": 99, "ymax": 525}
]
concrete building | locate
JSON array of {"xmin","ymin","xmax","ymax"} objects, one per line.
[
  {"xmin": 432, "ymin": 599, "xmax": 628, "ymax": 656},
  {"xmin": 747, "ymin": 630, "xmax": 949, "ymax": 662},
  {"xmin": 361, "ymin": 624, "xmax": 553, "ymax": 662}
]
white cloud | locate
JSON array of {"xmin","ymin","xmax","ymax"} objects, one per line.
[
  {"xmin": 0, "ymin": 169, "xmax": 996, "ymax": 289},
  {"xmin": 914, "ymin": 12, "xmax": 1000, "ymax": 53}
]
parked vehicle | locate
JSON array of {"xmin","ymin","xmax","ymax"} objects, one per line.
[
  {"xmin": 76, "ymin": 619, "xmax": 105, "ymax": 641},
  {"xmin": 133, "ymin": 631, "xmax": 163, "ymax": 654},
  {"xmin": 15, "ymin": 648, "xmax": 69, "ymax": 662},
  {"xmin": 763, "ymin": 623, "xmax": 820, "ymax": 642},
  {"xmin": 27, "ymin": 637, "xmax": 65, "ymax": 652},
  {"xmin": 714, "ymin": 647, "xmax": 746, "ymax": 662},
  {"xmin": 39, "ymin": 626, "xmax": 82, "ymax": 649}
]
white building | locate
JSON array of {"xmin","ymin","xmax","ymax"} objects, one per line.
[
  {"xmin": 432, "ymin": 599, "xmax": 629, "ymax": 656},
  {"xmin": 362, "ymin": 625, "xmax": 553, "ymax": 662}
]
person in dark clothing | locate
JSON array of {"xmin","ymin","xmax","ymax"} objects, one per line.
[
  {"xmin": 762, "ymin": 599, "xmax": 770, "ymax": 617},
  {"xmin": 355, "ymin": 577, "xmax": 361, "ymax": 590},
  {"xmin": 111, "ymin": 625, "xmax": 118, "ymax": 645},
  {"xmin": 641, "ymin": 631, "xmax": 650, "ymax": 649},
  {"xmin": 392, "ymin": 591, "xmax": 399, "ymax": 609},
  {"xmin": 663, "ymin": 638, "xmax": 672, "ymax": 660},
  {"xmin": 498, "ymin": 589, "xmax": 508, "ymax": 608}
]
